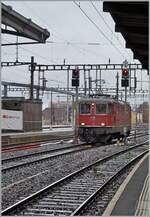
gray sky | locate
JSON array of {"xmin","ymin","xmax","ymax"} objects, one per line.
[{"xmin": 1, "ymin": 1, "xmax": 149, "ymax": 108}]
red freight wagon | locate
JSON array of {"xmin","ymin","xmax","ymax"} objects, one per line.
[{"xmin": 77, "ymin": 96, "xmax": 131, "ymax": 143}]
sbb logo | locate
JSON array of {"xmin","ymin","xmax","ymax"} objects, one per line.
[{"xmin": 3, "ymin": 114, "xmax": 9, "ymax": 119}]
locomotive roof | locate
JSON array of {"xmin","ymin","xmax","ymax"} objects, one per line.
[{"xmin": 78, "ymin": 97, "xmax": 130, "ymax": 106}]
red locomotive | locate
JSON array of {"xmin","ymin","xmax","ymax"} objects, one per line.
[{"xmin": 77, "ymin": 95, "xmax": 131, "ymax": 143}]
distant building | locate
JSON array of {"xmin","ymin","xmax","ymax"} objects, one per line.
[
  {"xmin": 138, "ymin": 102, "xmax": 149, "ymax": 123},
  {"xmin": 2, "ymin": 97, "xmax": 42, "ymax": 132},
  {"xmin": 42, "ymin": 101, "xmax": 72, "ymax": 125}
]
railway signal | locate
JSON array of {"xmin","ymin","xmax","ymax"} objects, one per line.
[
  {"xmin": 72, "ymin": 69, "xmax": 79, "ymax": 87},
  {"xmin": 71, "ymin": 68, "xmax": 80, "ymax": 143},
  {"xmin": 121, "ymin": 68, "xmax": 129, "ymax": 87}
]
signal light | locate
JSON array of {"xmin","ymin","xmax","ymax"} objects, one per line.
[
  {"xmin": 72, "ymin": 69, "xmax": 80, "ymax": 87},
  {"xmin": 121, "ymin": 79, "xmax": 129, "ymax": 87},
  {"xmin": 72, "ymin": 79, "xmax": 79, "ymax": 87},
  {"xmin": 121, "ymin": 68, "xmax": 129, "ymax": 87},
  {"xmin": 122, "ymin": 68, "xmax": 129, "ymax": 78},
  {"xmin": 72, "ymin": 69, "xmax": 79, "ymax": 79}
]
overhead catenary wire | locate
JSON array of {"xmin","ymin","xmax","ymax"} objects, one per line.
[
  {"xmin": 90, "ymin": 1, "xmax": 131, "ymax": 60},
  {"xmin": 73, "ymin": 1, "xmax": 127, "ymax": 59},
  {"xmin": 2, "ymin": 38, "xmax": 58, "ymax": 64},
  {"xmin": 46, "ymin": 40, "xmax": 108, "ymax": 61},
  {"xmin": 22, "ymin": 2, "xmax": 99, "ymax": 57},
  {"xmin": 22, "ymin": 1, "xmax": 108, "ymax": 62}
]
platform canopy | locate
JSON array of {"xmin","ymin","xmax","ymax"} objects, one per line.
[
  {"xmin": 103, "ymin": 2, "xmax": 148, "ymax": 70},
  {"xmin": 2, "ymin": 3, "xmax": 50, "ymax": 43}
]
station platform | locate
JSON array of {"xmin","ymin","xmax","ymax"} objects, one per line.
[
  {"xmin": 2, "ymin": 127, "xmax": 74, "ymax": 146},
  {"xmin": 103, "ymin": 153, "xmax": 149, "ymax": 216}
]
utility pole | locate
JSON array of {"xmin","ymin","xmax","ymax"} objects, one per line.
[
  {"xmin": 88, "ymin": 70, "xmax": 91, "ymax": 96},
  {"xmin": 37, "ymin": 70, "xmax": 40, "ymax": 99},
  {"xmin": 50, "ymin": 91, "xmax": 53, "ymax": 129},
  {"xmin": 84, "ymin": 69, "xmax": 87, "ymax": 96},
  {"xmin": 36, "ymin": 88, "xmax": 40, "ymax": 99},
  {"xmin": 42, "ymin": 71, "xmax": 44, "ymax": 91},
  {"xmin": 99, "ymin": 70, "xmax": 102, "ymax": 91},
  {"xmin": 30, "ymin": 56, "xmax": 35, "ymax": 100},
  {"xmin": 129, "ymin": 65, "xmax": 132, "ymax": 96},
  {"xmin": 116, "ymin": 72, "xmax": 119, "ymax": 100},
  {"xmin": 121, "ymin": 91, "xmax": 123, "ymax": 101},
  {"xmin": 134, "ymin": 95, "xmax": 137, "ymax": 144},
  {"xmin": 67, "ymin": 69, "xmax": 69, "ymax": 124},
  {"xmin": 140, "ymin": 69, "xmax": 142, "ymax": 90},
  {"xmin": 134, "ymin": 69, "xmax": 136, "ymax": 95},
  {"xmin": 74, "ymin": 86, "xmax": 79, "ymax": 143},
  {"xmin": 71, "ymin": 68, "xmax": 79, "ymax": 143},
  {"xmin": 4, "ymin": 85, "xmax": 8, "ymax": 97},
  {"xmin": 125, "ymin": 86, "xmax": 127, "ymax": 102},
  {"xmin": 16, "ymin": 36, "xmax": 19, "ymax": 62},
  {"xmin": 72, "ymin": 95, "xmax": 75, "ymax": 129},
  {"xmin": 96, "ymin": 66, "xmax": 98, "ymax": 92}
]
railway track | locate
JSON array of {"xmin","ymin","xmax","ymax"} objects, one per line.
[
  {"xmin": 2, "ymin": 142, "xmax": 136, "ymax": 203},
  {"xmin": 2, "ymin": 131, "xmax": 148, "ymax": 162},
  {"xmin": 2, "ymin": 143, "xmax": 92, "ymax": 172},
  {"xmin": 2, "ymin": 133, "xmax": 148, "ymax": 178},
  {"xmin": 2, "ymin": 131, "xmax": 148, "ymax": 173},
  {"xmin": 2, "ymin": 137, "xmax": 73, "ymax": 152},
  {"xmin": 2, "ymin": 141, "xmax": 148, "ymax": 216},
  {"xmin": 2, "ymin": 142, "xmax": 87, "ymax": 164},
  {"xmin": 2, "ymin": 142, "xmax": 126, "ymax": 208},
  {"xmin": 72, "ymin": 151, "xmax": 149, "ymax": 216},
  {"xmin": 2, "ymin": 125, "xmax": 147, "ymax": 153}
]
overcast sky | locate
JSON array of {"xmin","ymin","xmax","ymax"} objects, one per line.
[{"xmin": 1, "ymin": 1, "xmax": 149, "ymax": 108}]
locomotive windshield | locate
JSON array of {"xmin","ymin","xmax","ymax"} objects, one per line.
[
  {"xmin": 96, "ymin": 103, "xmax": 112, "ymax": 114},
  {"xmin": 80, "ymin": 103, "xmax": 91, "ymax": 114},
  {"xmin": 96, "ymin": 104, "xmax": 106, "ymax": 114}
]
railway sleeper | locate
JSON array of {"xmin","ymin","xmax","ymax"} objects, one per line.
[
  {"xmin": 32, "ymin": 204, "xmax": 77, "ymax": 210},
  {"xmin": 59, "ymin": 187, "xmax": 96, "ymax": 192},
  {"xmin": 24, "ymin": 208, "xmax": 72, "ymax": 214},
  {"xmin": 39, "ymin": 201, "xmax": 81, "ymax": 206},
  {"xmin": 52, "ymin": 191, "xmax": 90, "ymax": 197}
]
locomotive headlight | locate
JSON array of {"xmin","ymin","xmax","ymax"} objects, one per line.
[
  {"xmin": 81, "ymin": 122, "xmax": 85, "ymax": 126},
  {"xmin": 101, "ymin": 123, "xmax": 105, "ymax": 126}
]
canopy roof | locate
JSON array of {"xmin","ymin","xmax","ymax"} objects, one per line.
[
  {"xmin": 2, "ymin": 3, "xmax": 50, "ymax": 43},
  {"xmin": 103, "ymin": 2, "xmax": 148, "ymax": 70}
]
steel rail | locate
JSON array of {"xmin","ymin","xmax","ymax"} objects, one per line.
[
  {"xmin": 2, "ymin": 138, "xmax": 148, "ymax": 172},
  {"xmin": 2, "ymin": 130, "xmax": 148, "ymax": 169},
  {"xmin": 5, "ymin": 132, "xmax": 147, "ymax": 162},
  {"xmin": 2, "ymin": 145, "xmax": 90, "ymax": 173},
  {"xmin": 2, "ymin": 143, "xmax": 85, "ymax": 163},
  {"xmin": 2, "ymin": 140, "xmax": 148, "ymax": 215},
  {"xmin": 72, "ymin": 150, "xmax": 148, "ymax": 215}
]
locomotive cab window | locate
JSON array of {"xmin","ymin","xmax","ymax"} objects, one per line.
[
  {"xmin": 80, "ymin": 103, "xmax": 91, "ymax": 114},
  {"xmin": 96, "ymin": 104, "xmax": 107, "ymax": 114},
  {"xmin": 107, "ymin": 103, "xmax": 112, "ymax": 114}
]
